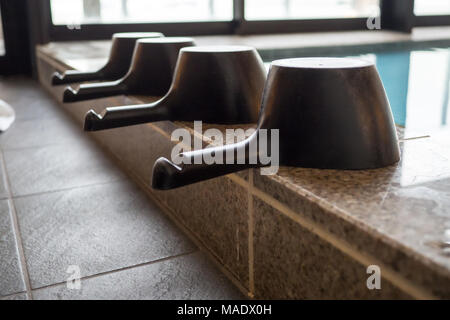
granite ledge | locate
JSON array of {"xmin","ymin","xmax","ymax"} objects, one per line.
[{"xmin": 252, "ymin": 135, "xmax": 450, "ymax": 298}]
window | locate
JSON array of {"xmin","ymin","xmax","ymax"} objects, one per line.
[
  {"xmin": 415, "ymin": 0, "xmax": 450, "ymax": 16},
  {"xmin": 40, "ymin": 0, "xmax": 450, "ymax": 41},
  {"xmin": 245, "ymin": 0, "xmax": 380, "ymax": 20},
  {"xmin": 50, "ymin": 0, "xmax": 233, "ymax": 25}
]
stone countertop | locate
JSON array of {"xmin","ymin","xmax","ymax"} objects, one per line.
[
  {"xmin": 255, "ymin": 134, "xmax": 450, "ymax": 289},
  {"xmin": 36, "ymin": 31, "xmax": 450, "ymax": 297}
]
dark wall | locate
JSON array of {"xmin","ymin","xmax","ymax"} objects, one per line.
[{"xmin": 0, "ymin": 0, "xmax": 32, "ymax": 75}]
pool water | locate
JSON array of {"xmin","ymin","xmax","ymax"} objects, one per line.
[
  {"xmin": 374, "ymin": 48, "xmax": 449, "ymax": 134},
  {"xmin": 265, "ymin": 47, "xmax": 450, "ymax": 137}
]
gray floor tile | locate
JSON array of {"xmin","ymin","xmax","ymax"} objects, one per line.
[
  {"xmin": 4, "ymin": 141, "xmax": 125, "ymax": 197},
  {"xmin": 0, "ymin": 77, "xmax": 63, "ymax": 121},
  {"xmin": 1, "ymin": 292, "xmax": 28, "ymax": 300},
  {"xmin": 0, "ymin": 115, "xmax": 82, "ymax": 150},
  {"xmin": 0, "ymin": 76, "xmax": 240, "ymax": 300},
  {"xmin": 33, "ymin": 252, "xmax": 244, "ymax": 300},
  {"xmin": 0, "ymin": 200, "xmax": 26, "ymax": 297},
  {"xmin": 14, "ymin": 181, "xmax": 196, "ymax": 289}
]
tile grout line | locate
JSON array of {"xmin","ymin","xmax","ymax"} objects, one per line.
[
  {"xmin": 32, "ymin": 250, "xmax": 198, "ymax": 293},
  {"xmin": 0, "ymin": 151, "xmax": 33, "ymax": 300},
  {"xmin": 0, "ymin": 292, "xmax": 27, "ymax": 301},
  {"xmin": 10, "ymin": 178, "xmax": 127, "ymax": 201},
  {"xmin": 0, "ymin": 140, "xmax": 84, "ymax": 152},
  {"xmin": 247, "ymin": 169, "xmax": 255, "ymax": 298}
]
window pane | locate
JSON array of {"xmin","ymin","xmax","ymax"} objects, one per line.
[
  {"xmin": 415, "ymin": 0, "xmax": 450, "ymax": 16},
  {"xmin": 245, "ymin": 0, "xmax": 380, "ymax": 20},
  {"xmin": 51, "ymin": 0, "xmax": 233, "ymax": 25}
]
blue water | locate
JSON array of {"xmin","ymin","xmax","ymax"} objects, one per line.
[
  {"xmin": 374, "ymin": 48, "xmax": 450, "ymax": 133},
  {"xmin": 376, "ymin": 52, "xmax": 410, "ymax": 127},
  {"xmin": 266, "ymin": 47, "xmax": 450, "ymax": 134}
]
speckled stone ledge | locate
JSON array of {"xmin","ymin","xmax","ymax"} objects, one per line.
[{"xmin": 36, "ymin": 40, "xmax": 450, "ymax": 299}]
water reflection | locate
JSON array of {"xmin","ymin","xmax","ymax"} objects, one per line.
[
  {"xmin": 399, "ymin": 49, "xmax": 450, "ymax": 135},
  {"xmin": 376, "ymin": 48, "xmax": 450, "ymax": 187},
  {"xmin": 376, "ymin": 52, "xmax": 410, "ymax": 127},
  {"xmin": 352, "ymin": 49, "xmax": 450, "ymax": 135}
]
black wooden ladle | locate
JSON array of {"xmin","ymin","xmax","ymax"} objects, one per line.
[
  {"xmin": 83, "ymin": 46, "xmax": 267, "ymax": 131},
  {"xmin": 63, "ymin": 37, "xmax": 195, "ymax": 102},
  {"xmin": 52, "ymin": 32, "xmax": 164, "ymax": 85},
  {"xmin": 152, "ymin": 58, "xmax": 401, "ymax": 190}
]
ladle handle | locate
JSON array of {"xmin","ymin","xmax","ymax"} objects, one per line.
[
  {"xmin": 152, "ymin": 139, "xmax": 260, "ymax": 190},
  {"xmin": 52, "ymin": 70, "xmax": 104, "ymax": 85},
  {"xmin": 84, "ymin": 101, "xmax": 169, "ymax": 131},
  {"xmin": 63, "ymin": 82, "xmax": 128, "ymax": 103}
]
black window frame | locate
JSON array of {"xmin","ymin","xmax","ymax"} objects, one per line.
[
  {"xmin": 44, "ymin": 0, "xmax": 387, "ymax": 41},
  {"xmin": 0, "ymin": 0, "xmax": 32, "ymax": 75},
  {"xmin": 23, "ymin": 0, "xmax": 450, "ymax": 45},
  {"xmin": 413, "ymin": 0, "xmax": 450, "ymax": 27},
  {"xmin": 0, "ymin": 0, "xmax": 445, "ymax": 76},
  {"xmin": 415, "ymin": 15, "xmax": 450, "ymax": 28}
]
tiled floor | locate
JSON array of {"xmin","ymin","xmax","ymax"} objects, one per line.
[{"xmin": 0, "ymin": 77, "xmax": 243, "ymax": 300}]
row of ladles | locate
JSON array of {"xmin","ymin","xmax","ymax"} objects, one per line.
[{"xmin": 51, "ymin": 32, "xmax": 400, "ymax": 190}]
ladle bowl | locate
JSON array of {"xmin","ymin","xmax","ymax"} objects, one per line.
[
  {"xmin": 63, "ymin": 37, "xmax": 195, "ymax": 102},
  {"xmin": 51, "ymin": 32, "xmax": 164, "ymax": 85},
  {"xmin": 152, "ymin": 57, "xmax": 401, "ymax": 190}
]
